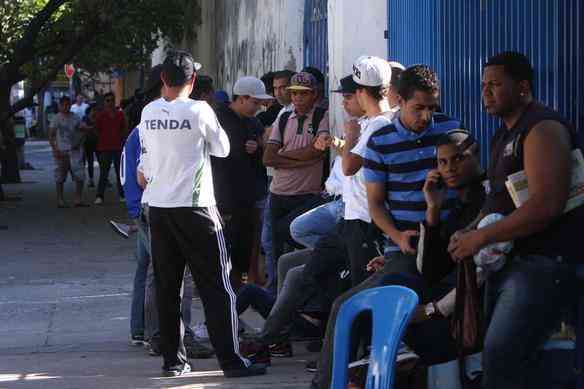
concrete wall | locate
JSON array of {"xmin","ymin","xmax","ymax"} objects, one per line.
[
  {"xmin": 327, "ymin": 0, "xmax": 388, "ymax": 136},
  {"xmin": 213, "ymin": 0, "xmax": 304, "ymax": 94},
  {"xmin": 173, "ymin": 0, "xmax": 304, "ymax": 95}
]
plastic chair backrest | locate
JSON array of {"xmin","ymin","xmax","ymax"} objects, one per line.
[{"xmin": 331, "ymin": 285, "xmax": 419, "ymax": 389}]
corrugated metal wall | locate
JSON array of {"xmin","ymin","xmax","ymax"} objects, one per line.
[
  {"xmin": 304, "ymin": 0, "xmax": 329, "ymax": 81},
  {"xmin": 388, "ymin": 0, "xmax": 584, "ymax": 166}
]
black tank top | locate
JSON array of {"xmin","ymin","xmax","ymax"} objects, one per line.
[{"xmin": 483, "ymin": 101, "xmax": 583, "ymax": 263}]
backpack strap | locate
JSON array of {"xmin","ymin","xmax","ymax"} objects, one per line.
[
  {"xmin": 311, "ymin": 106, "xmax": 326, "ymax": 133},
  {"xmin": 310, "ymin": 107, "xmax": 329, "ymax": 187},
  {"xmin": 278, "ymin": 110, "xmax": 293, "ymax": 146}
]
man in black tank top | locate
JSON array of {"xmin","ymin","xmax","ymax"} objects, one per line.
[{"xmin": 447, "ymin": 52, "xmax": 580, "ymax": 388}]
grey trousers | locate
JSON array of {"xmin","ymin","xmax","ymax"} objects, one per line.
[
  {"xmin": 145, "ymin": 264, "xmax": 194, "ymax": 339},
  {"xmin": 313, "ymin": 251, "xmax": 417, "ymax": 389},
  {"xmin": 277, "ymin": 249, "xmax": 312, "ymax": 293}
]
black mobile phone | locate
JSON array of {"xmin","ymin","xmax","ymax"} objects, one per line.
[{"xmin": 435, "ymin": 175, "xmax": 444, "ymax": 189}]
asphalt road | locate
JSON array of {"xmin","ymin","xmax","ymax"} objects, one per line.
[{"xmin": 0, "ymin": 141, "xmax": 313, "ymax": 389}]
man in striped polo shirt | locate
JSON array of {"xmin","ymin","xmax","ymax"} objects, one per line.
[
  {"xmin": 310, "ymin": 64, "xmax": 461, "ymax": 389},
  {"xmin": 364, "ymin": 64, "xmax": 460, "ymax": 267}
]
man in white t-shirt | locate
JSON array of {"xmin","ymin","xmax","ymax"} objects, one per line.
[
  {"xmin": 138, "ymin": 50, "xmax": 266, "ymax": 378},
  {"xmin": 315, "ymin": 57, "xmax": 395, "ymax": 286},
  {"xmin": 70, "ymin": 94, "xmax": 89, "ymax": 120}
]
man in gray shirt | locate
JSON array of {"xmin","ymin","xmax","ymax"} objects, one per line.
[{"xmin": 48, "ymin": 96, "xmax": 87, "ymax": 208}]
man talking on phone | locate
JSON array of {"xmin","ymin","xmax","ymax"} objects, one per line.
[{"xmin": 212, "ymin": 76, "xmax": 273, "ymax": 287}]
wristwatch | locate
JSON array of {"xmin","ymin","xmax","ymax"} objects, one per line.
[{"xmin": 424, "ymin": 302, "xmax": 443, "ymax": 319}]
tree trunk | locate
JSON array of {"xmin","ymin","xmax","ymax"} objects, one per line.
[{"xmin": 0, "ymin": 88, "xmax": 21, "ymax": 184}]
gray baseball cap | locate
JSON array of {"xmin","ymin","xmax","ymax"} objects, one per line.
[{"xmin": 233, "ymin": 76, "xmax": 273, "ymax": 99}]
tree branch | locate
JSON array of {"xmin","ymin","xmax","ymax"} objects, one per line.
[
  {"xmin": 0, "ymin": 0, "xmax": 69, "ymax": 84},
  {"xmin": 13, "ymin": 0, "xmax": 69, "ymax": 65},
  {"xmin": 8, "ymin": 21, "xmax": 104, "ymax": 117}
]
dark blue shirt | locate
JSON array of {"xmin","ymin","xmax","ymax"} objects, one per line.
[{"xmin": 120, "ymin": 127, "xmax": 143, "ymax": 219}]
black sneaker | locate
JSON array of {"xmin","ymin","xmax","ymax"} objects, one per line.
[
  {"xmin": 223, "ymin": 363, "xmax": 267, "ymax": 378},
  {"xmin": 239, "ymin": 340, "xmax": 271, "ymax": 365},
  {"xmin": 130, "ymin": 334, "xmax": 147, "ymax": 346},
  {"xmin": 162, "ymin": 362, "xmax": 191, "ymax": 377},
  {"xmin": 268, "ymin": 341, "xmax": 293, "ymax": 358},
  {"xmin": 148, "ymin": 337, "xmax": 161, "ymax": 356},
  {"xmin": 306, "ymin": 359, "xmax": 318, "ymax": 373}
]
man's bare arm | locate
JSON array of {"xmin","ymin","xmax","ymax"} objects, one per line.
[
  {"xmin": 278, "ymin": 142, "xmax": 324, "ymax": 161},
  {"xmin": 341, "ymin": 120, "xmax": 362, "ymax": 176},
  {"xmin": 263, "ymin": 143, "xmax": 323, "ymax": 169},
  {"xmin": 476, "ymin": 120, "xmax": 572, "ymax": 245},
  {"xmin": 341, "ymin": 141, "xmax": 362, "ymax": 176}
]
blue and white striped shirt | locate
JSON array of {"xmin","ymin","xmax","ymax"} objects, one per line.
[{"xmin": 363, "ymin": 113, "xmax": 462, "ymax": 252}]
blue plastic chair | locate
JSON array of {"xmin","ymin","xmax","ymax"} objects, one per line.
[{"xmin": 331, "ymin": 286, "xmax": 419, "ymax": 389}]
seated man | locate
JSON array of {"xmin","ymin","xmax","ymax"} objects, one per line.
[
  {"xmin": 311, "ymin": 64, "xmax": 463, "ymax": 389},
  {"xmin": 374, "ymin": 130, "xmax": 485, "ymax": 366},
  {"xmin": 448, "ymin": 51, "xmax": 582, "ymax": 389},
  {"xmin": 289, "ymin": 155, "xmax": 344, "ymax": 249},
  {"xmin": 312, "ymin": 129, "xmax": 486, "ymax": 389},
  {"xmin": 240, "ymin": 222, "xmax": 350, "ymax": 362}
]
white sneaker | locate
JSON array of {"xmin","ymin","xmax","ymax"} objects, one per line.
[
  {"xmin": 94, "ymin": 197, "xmax": 103, "ymax": 205},
  {"xmin": 194, "ymin": 322, "xmax": 209, "ymax": 341},
  {"xmin": 109, "ymin": 221, "xmax": 130, "ymax": 239}
]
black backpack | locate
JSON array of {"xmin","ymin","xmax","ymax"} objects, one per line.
[{"xmin": 277, "ymin": 107, "xmax": 330, "ymax": 184}]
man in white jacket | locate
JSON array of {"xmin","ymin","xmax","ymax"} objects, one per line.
[{"xmin": 138, "ymin": 50, "xmax": 266, "ymax": 378}]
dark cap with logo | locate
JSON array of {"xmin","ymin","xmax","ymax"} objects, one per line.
[
  {"xmin": 287, "ymin": 72, "xmax": 317, "ymax": 91},
  {"xmin": 162, "ymin": 50, "xmax": 202, "ymax": 87},
  {"xmin": 332, "ymin": 75, "xmax": 360, "ymax": 94}
]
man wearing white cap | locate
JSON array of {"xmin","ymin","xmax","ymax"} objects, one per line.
[
  {"xmin": 387, "ymin": 61, "xmax": 406, "ymax": 109},
  {"xmin": 311, "ymin": 63, "xmax": 463, "ymax": 389},
  {"xmin": 138, "ymin": 50, "xmax": 267, "ymax": 378},
  {"xmin": 212, "ymin": 76, "xmax": 273, "ymax": 287}
]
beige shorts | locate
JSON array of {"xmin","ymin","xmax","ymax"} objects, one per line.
[{"xmin": 54, "ymin": 150, "xmax": 85, "ymax": 183}]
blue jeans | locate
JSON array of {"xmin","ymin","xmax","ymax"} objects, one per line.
[
  {"xmin": 261, "ymin": 193, "xmax": 276, "ymax": 294},
  {"xmin": 289, "ymin": 199, "xmax": 344, "ymax": 249},
  {"xmin": 236, "ymin": 284, "xmax": 275, "ymax": 319},
  {"xmin": 482, "ymin": 255, "xmax": 579, "ymax": 389},
  {"xmin": 130, "ymin": 223, "xmax": 149, "ymax": 336}
]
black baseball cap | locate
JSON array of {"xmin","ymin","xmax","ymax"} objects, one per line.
[
  {"xmin": 438, "ymin": 129, "xmax": 477, "ymax": 152},
  {"xmin": 162, "ymin": 50, "xmax": 202, "ymax": 87},
  {"xmin": 332, "ymin": 75, "xmax": 359, "ymax": 94},
  {"xmin": 302, "ymin": 66, "xmax": 325, "ymax": 85}
]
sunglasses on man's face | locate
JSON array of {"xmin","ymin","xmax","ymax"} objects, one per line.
[{"xmin": 105, "ymin": 99, "xmax": 114, "ymax": 103}]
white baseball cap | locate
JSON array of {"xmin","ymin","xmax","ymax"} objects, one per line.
[
  {"xmin": 233, "ymin": 76, "xmax": 273, "ymax": 100},
  {"xmin": 352, "ymin": 56, "xmax": 392, "ymax": 87},
  {"xmin": 388, "ymin": 61, "xmax": 406, "ymax": 71}
]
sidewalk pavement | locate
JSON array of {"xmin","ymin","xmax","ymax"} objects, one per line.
[{"xmin": 0, "ymin": 141, "xmax": 313, "ymax": 388}]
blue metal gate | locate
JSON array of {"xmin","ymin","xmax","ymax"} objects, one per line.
[
  {"xmin": 388, "ymin": 0, "xmax": 584, "ymax": 166},
  {"xmin": 304, "ymin": 0, "xmax": 328, "ymax": 84}
]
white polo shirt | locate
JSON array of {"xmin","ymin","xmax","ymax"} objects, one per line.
[{"xmin": 138, "ymin": 97, "xmax": 229, "ymax": 208}]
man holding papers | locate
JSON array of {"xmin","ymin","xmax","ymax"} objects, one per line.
[{"xmin": 448, "ymin": 51, "xmax": 583, "ymax": 389}]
